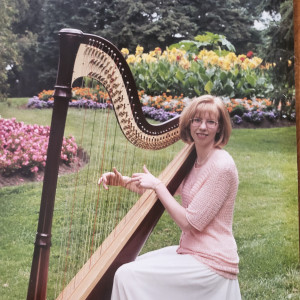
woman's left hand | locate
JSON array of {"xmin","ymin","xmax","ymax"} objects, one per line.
[{"xmin": 128, "ymin": 165, "xmax": 161, "ymax": 190}]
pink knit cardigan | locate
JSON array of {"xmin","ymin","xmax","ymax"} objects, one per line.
[{"xmin": 177, "ymin": 148, "xmax": 239, "ymax": 279}]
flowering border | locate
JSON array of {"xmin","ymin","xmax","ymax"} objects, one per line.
[
  {"xmin": 0, "ymin": 118, "xmax": 78, "ymax": 176},
  {"xmin": 27, "ymin": 88, "xmax": 296, "ymax": 124}
]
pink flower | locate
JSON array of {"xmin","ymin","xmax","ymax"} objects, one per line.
[
  {"xmin": 0, "ymin": 117, "xmax": 78, "ymax": 175},
  {"xmin": 30, "ymin": 166, "xmax": 39, "ymax": 173}
]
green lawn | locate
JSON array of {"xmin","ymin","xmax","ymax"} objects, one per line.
[{"xmin": 0, "ymin": 98, "xmax": 299, "ymax": 299}]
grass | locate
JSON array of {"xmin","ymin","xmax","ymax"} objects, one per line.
[{"xmin": 0, "ymin": 98, "xmax": 300, "ymax": 299}]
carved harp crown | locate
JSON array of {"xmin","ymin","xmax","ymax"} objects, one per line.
[{"xmin": 27, "ymin": 28, "xmax": 196, "ymax": 300}]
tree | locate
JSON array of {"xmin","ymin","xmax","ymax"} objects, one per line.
[
  {"xmin": 94, "ymin": 0, "xmax": 197, "ymax": 52},
  {"xmin": 0, "ymin": 0, "xmax": 27, "ymax": 99},
  {"xmin": 18, "ymin": 0, "xmax": 100, "ymax": 94},
  {"xmin": 177, "ymin": 0, "xmax": 262, "ymax": 55},
  {"xmin": 94, "ymin": 0, "xmax": 263, "ymax": 54},
  {"xmin": 260, "ymin": 0, "xmax": 294, "ymax": 104},
  {"xmin": 7, "ymin": 0, "xmax": 44, "ymax": 97}
]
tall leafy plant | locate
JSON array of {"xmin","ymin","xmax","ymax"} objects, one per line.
[
  {"xmin": 128, "ymin": 33, "xmax": 274, "ymax": 98},
  {"xmin": 169, "ymin": 32, "xmax": 236, "ymax": 55}
]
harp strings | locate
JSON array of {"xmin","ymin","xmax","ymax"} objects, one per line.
[
  {"xmin": 49, "ymin": 40, "xmax": 182, "ymax": 299},
  {"xmin": 50, "ymin": 43, "xmax": 136, "ymax": 298}
]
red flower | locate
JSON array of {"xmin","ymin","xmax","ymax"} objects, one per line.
[
  {"xmin": 247, "ymin": 51, "xmax": 253, "ymax": 58},
  {"xmin": 240, "ymin": 57, "xmax": 245, "ymax": 62}
]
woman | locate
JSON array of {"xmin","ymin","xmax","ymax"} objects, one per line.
[{"xmin": 98, "ymin": 95, "xmax": 241, "ymax": 300}]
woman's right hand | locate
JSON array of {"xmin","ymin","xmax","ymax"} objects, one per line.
[{"xmin": 98, "ymin": 167, "xmax": 126, "ymax": 190}]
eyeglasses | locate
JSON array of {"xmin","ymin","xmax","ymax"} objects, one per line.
[{"xmin": 190, "ymin": 118, "xmax": 218, "ymax": 128}]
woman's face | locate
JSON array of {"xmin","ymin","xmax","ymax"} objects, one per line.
[{"xmin": 189, "ymin": 111, "xmax": 220, "ymax": 148}]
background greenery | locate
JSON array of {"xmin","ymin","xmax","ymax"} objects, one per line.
[
  {"xmin": 0, "ymin": 99, "xmax": 299, "ymax": 299},
  {"xmin": 1, "ymin": 0, "xmax": 294, "ymax": 100}
]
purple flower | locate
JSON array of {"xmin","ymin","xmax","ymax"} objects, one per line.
[
  {"xmin": 264, "ymin": 111, "xmax": 278, "ymax": 122},
  {"xmin": 232, "ymin": 115, "xmax": 243, "ymax": 125},
  {"xmin": 242, "ymin": 111, "xmax": 264, "ymax": 124},
  {"xmin": 142, "ymin": 107, "xmax": 179, "ymax": 122}
]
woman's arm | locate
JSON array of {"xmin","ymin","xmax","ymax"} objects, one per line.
[{"xmin": 129, "ymin": 165, "xmax": 194, "ymax": 232}]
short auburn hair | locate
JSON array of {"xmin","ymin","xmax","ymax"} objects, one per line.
[{"xmin": 179, "ymin": 95, "xmax": 232, "ymax": 148}]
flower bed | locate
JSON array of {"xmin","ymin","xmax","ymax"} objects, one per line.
[
  {"xmin": 123, "ymin": 44, "xmax": 274, "ymax": 98},
  {"xmin": 27, "ymin": 87, "xmax": 295, "ymax": 125},
  {"xmin": 0, "ymin": 118, "xmax": 78, "ymax": 176}
]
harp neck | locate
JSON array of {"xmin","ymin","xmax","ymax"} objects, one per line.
[{"xmin": 54, "ymin": 28, "xmax": 180, "ymax": 150}]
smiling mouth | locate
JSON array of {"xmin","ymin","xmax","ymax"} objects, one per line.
[{"xmin": 196, "ymin": 132, "xmax": 208, "ymax": 137}]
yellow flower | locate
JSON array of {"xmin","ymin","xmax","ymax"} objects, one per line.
[
  {"xmin": 135, "ymin": 45, "xmax": 144, "ymax": 56},
  {"xmin": 135, "ymin": 56, "xmax": 142, "ymax": 64},
  {"xmin": 143, "ymin": 54, "xmax": 157, "ymax": 64},
  {"xmin": 168, "ymin": 54, "xmax": 177, "ymax": 63},
  {"xmin": 121, "ymin": 48, "xmax": 129, "ymax": 56},
  {"xmin": 226, "ymin": 52, "xmax": 237, "ymax": 63},
  {"xmin": 154, "ymin": 47, "xmax": 162, "ymax": 56},
  {"xmin": 126, "ymin": 54, "xmax": 136, "ymax": 64},
  {"xmin": 179, "ymin": 58, "xmax": 191, "ymax": 69}
]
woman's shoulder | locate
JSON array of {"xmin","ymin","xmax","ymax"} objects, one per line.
[{"xmin": 211, "ymin": 148, "xmax": 237, "ymax": 173}]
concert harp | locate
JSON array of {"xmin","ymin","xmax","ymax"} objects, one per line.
[{"xmin": 27, "ymin": 28, "xmax": 196, "ymax": 300}]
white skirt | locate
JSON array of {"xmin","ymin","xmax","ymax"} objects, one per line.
[{"xmin": 111, "ymin": 246, "xmax": 241, "ymax": 300}]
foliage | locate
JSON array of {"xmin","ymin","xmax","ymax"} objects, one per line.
[{"xmin": 0, "ymin": 118, "xmax": 78, "ymax": 176}]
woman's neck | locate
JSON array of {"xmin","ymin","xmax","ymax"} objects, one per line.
[{"xmin": 195, "ymin": 144, "xmax": 215, "ymax": 166}]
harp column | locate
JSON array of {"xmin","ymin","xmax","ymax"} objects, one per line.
[{"xmin": 27, "ymin": 29, "xmax": 83, "ymax": 300}]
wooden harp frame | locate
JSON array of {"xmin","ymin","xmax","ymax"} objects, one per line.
[{"xmin": 26, "ymin": 28, "xmax": 196, "ymax": 300}]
